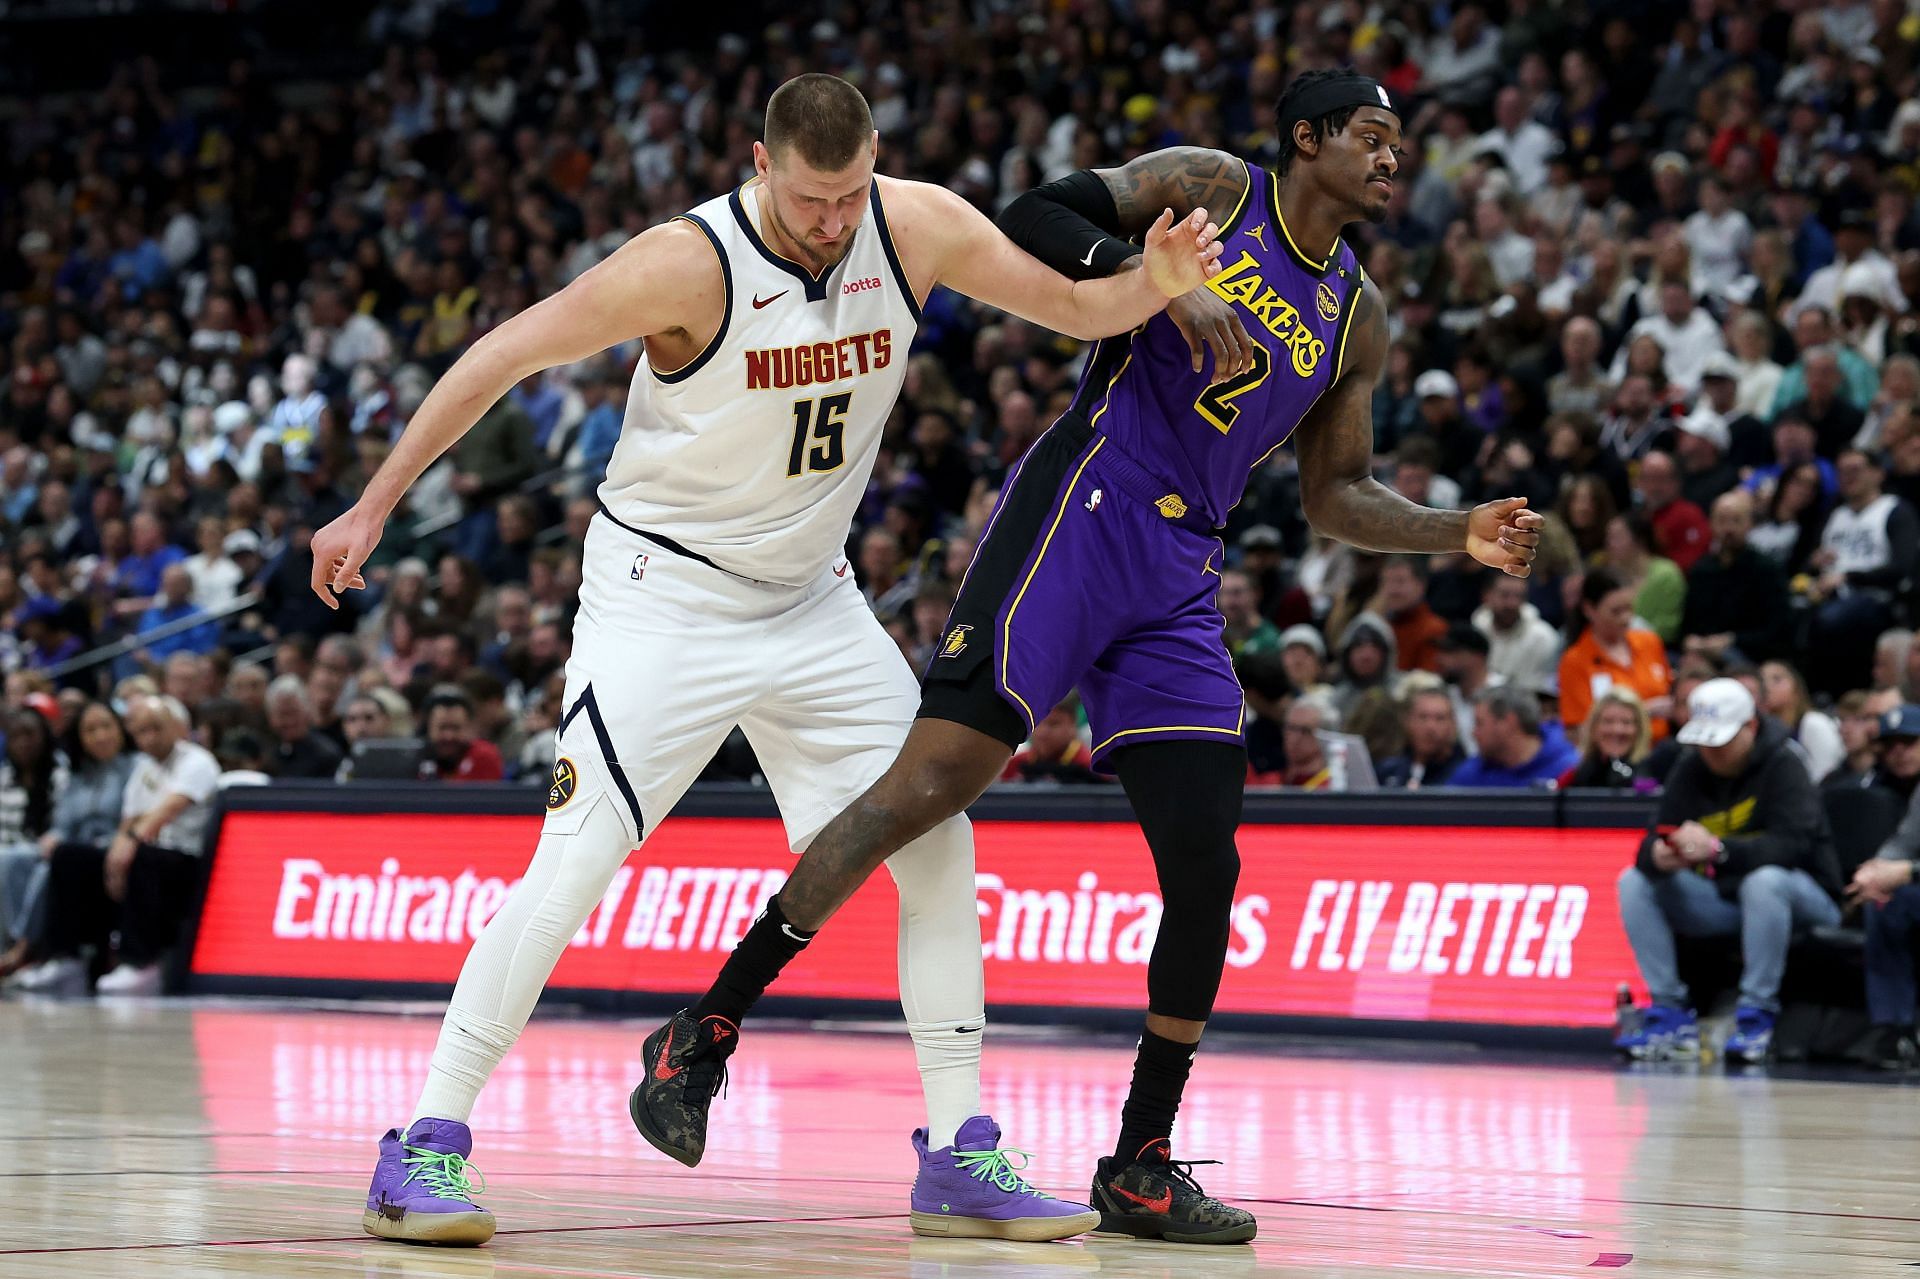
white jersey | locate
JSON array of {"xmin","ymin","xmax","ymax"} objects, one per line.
[{"xmin": 598, "ymin": 178, "xmax": 921, "ymax": 586}]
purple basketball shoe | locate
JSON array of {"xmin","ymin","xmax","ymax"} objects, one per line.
[
  {"xmin": 909, "ymin": 1115, "xmax": 1100, "ymax": 1241},
  {"xmin": 363, "ymin": 1117, "xmax": 495, "ymax": 1246}
]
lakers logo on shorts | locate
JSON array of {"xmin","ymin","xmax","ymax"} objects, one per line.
[
  {"xmin": 548, "ymin": 757, "xmax": 579, "ymax": 810},
  {"xmin": 1316, "ymin": 282, "xmax": 1340, "ymax": 322},
  {"xmin": 1155, "ymin": 494, "xmax": 1189, "ymax": 520},
  {"xmin": 940, "ymin": 624, "xmax": 973, "ymax": 659}
]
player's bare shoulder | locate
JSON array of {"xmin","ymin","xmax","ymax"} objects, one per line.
[
  {"xmin": 867, "ymin": 174, "xmax": 956, "ymax": 304},
  {"xmin": 584, "ymin": 216, "xmax": 730, "ymax": 358}
]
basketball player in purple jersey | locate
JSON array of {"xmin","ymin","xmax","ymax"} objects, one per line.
[{"xmin": 636, "ymin": 69, "xmax": 1544, "ymax": 1244}]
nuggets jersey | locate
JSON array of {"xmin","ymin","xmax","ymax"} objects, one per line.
[
  {"xmin": 598, "ymin": 178, "xmax": 921, "ymax": 586},
  {"xmin": 1067, "ymin": 162, "xmax": 1366, "ymax": 526}
]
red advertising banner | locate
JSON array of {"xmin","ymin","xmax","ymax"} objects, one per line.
[{"xmin": 190, "ymin": 811, "xmax": 1645, "ymax": 1027}]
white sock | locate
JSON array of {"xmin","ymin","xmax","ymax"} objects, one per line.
[
  {"xmin": 885, "ymin": 814, "xmax": 985, "ymax": 1149},
  {"xmin": 410, "ymin": 793, "xmax": 634, "ymax": 1127}
]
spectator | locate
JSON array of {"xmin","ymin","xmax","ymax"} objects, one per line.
[
  {"xmin": 1806, "ymin": 449, "xmax": 1918, "ymax": 693},
  {"xmin": 1635, "ymin": 451, "xmax": 1713, "ymax": 574},
  {"xmin": 1277, "ymin": 625, "xmax": 1332, "ymax": 700},
  {"xmin": 1376, "ymin": 556, "xmax": 1448, "ymax": 674},
  {"xmin": 1613, "ymin": 678, "xmax": 1844, "ymax": 1063},
  {"xmin": 1557, "ymin": 471, "xmax": 1620, "ymax": 562},
  {"xmin": 1546, "ymin": 318, "xmax": 1613, "ymax": 420},
  {"xmin": 1849, "ymin": 773, "xmax": 1920, "ymax": 1069},
  {"xmin": 1611, "ymin": 281, "xmax": 1727, "ymax": 395},
  {"xmin": 1680, "ymin": 490, "xmax": 1791, "ymax": 665},
  {"xmin": 19, "ymin": 695, "xmax": 219, "ymax": 995},
  {"xmin": 1601, "ymin": 512, "xmax": 1687, "ymax": 645},
  {"xmin": 1448, "ymin": 685, "xmax": 1578, "ymax": 788},
  {"xmin": 1376, "ymin": 686, "xmax": 1469, "ymax": 789},
  {"xmin": 265, "ymin": 675, "xmax": 345, "ymax": 780},
  {"xmin": 1218, "ymin": 569, "xmax": 1280, "ymax": 658},
  {"xmin": 1562, "ymin": 687, "xmax": 1654, "ymax": 790},
  {"xmin": 181, "ymin": 518, "xmax": 246, "ymax": 612},
  {"xmin": 0, "ymin": 706, "xmax": 69, "ymax": 981},
  {"xmin": 1473, "ymin": 571, "xmax": 1561, "ymax": 693},
  {"xmin": 998, "ymin": 698, "xmax": 1100, "ymax": 786},
  {"xmin": 1826, "ymin": 691, "xmax": 1885, "ymax": 792},
  {"xmin": 1758, "ymin": 660, "xmax": 1844, "ymax": 782},
  {"xmin": 1266, "ymin": 694, "xmax": 1337, "ymax": 791},
  {"xmin": 1773, "ymin": 308, "xmax": 1879, "ymax": 419},
  {"xmin": 417, "ymin": 689, "xmax": 504, "ymax": 783},
  {"xmin": 1331, "ymin": 612, "xmax": 1398, "ymax": 717},
  {"xmin": 137, "ymin": 564, "xmax": 222, "ymax": 660},
  {"xmin": 1433, "ymin": 623, "xmax": 1496, "ymax": 738},
  {"xmin": 1869, "ymin": 705, "xmax": 1920, "ymax": 806},
  {"xmin": 1598, "ymin": 374, "xmax": 1670, "ymax": 463},
  {"xmin": 1672, "ymin": 399, "xmax": 1743, "ymax": 513},
  {"xmin": 1559, "ymin": 568, "xmax": 1675, "ymax": 740},
  {"xmin": 1747, "ymin": 459, "xmax": 1832, "ymax": 573}
]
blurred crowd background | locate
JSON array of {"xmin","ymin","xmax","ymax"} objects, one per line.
[
  {"xmin": 0, "ymin": 0, "xmax": 1918, "ymax": 795},
  {"xmin": 3, "ymin": 0, "xmax": 1920, "ymax": 1048}
]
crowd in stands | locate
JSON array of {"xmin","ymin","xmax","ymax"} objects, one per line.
[{"xmin": 1, "ymin": 1, "xmax": 1919, "ymax": 1054}]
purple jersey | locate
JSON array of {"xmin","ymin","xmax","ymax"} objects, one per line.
[{"xmin": 1068, "ymin": 162, "xmax": 1366, "ymax": 527}]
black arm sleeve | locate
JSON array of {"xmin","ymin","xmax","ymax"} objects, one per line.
[
  {"xmin": 995, "ymin": 170, "xmax": 1138, "ymax": 281},
  {"xmin": 1845, "ymin": 500, "xmax": 1919, "ymax": 592}
]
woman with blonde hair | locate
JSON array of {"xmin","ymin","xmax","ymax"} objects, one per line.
[
  {"xmin": 1759, "ymin": 659, "xmax": 1843, "ymax": 781},
  {"xmin": 1561, "ymin": 687, "xmax": 1654, "ymax": 790}
]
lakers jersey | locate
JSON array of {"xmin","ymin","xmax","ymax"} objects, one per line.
[
  {"xmin": 1065, "ymin": 162, "xmax": 1366, "ymax": 526},
  {"xmin": 598, "ymin": 178, "xmax": 922, "ymax": 586}
]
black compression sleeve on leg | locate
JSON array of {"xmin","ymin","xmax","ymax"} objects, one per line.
[
  {"xmin": 691, "ymin": 894, "xmax": 814, "ymax": 1025},
  {"xmin": 995, "ymin": 169, "xmax": 1138, "ymax": 280},
  {"xmin": 1112, "ymin": 741, "xmax": 1247, "ymax": 1023}
]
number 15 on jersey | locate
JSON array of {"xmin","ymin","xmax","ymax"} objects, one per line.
[{"xmin": 787, "ymin": 393, "xmax": 850, "ymax": 477}]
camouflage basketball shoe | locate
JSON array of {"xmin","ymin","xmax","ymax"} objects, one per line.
[
  {"xmin": 363, "ymin": 1117, "xmax": 494, "ymax": 1246},
  {"xmin": 629, "ymin": 1008, "xmax": 738, "ymax": 1166},
  {"xmin": 1089, "ymin": 1139, "xmax": 1257, "ymax": 1244}
]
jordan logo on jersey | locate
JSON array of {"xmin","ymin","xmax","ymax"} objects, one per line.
[
  {"xmin": 940, "ymin": 624, "xmax": 973, "ymax": 659},
  {"xmin": 1204, "ymin": 250, "xmax": 1327, "ymax": 377}
]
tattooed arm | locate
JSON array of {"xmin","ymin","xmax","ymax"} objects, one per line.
[
  {"xmin": 1293, "ymin": 284, "xmax": 1543, "ymax": 576},
  {"xmin": 1095, "ymin": 147, "xmax": 1252, "ymax": 235}
]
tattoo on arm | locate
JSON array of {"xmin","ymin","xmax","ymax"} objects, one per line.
[
  {"xmin": 1294, "ymin": 286, "xmax": 1469, "ymax": 555},
  {"xmin": 1099, "ymin": 147, "xmax": 1249, "ymax": 234}
]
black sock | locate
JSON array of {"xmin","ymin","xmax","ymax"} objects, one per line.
[
  {"xmin": 690, "ymin": 894, "xmax": 815, "ymax": 1026},
  {"xmin": 1115, "ymin": 1028, "xmax": 1197, "ymax": 1162}
]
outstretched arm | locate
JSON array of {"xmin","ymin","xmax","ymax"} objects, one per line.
[
  {"xmin": 309, "ymin": 219, "xmax": 722, "ymax": 606},
  {"xmin": 1293, "ymin": 285, "xmax": 1542, "ymax": 575},
  {"xmin": 995, "ymin": 149, "xmax": 1257, "ymax": 380},
  {"xmin": 906, "ymin": 181, "xmax": 1221, "ymax": 340}
]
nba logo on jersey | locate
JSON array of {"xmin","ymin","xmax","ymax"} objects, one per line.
[
  {"xmin": 631, "ymin": 554, "xmax": 649, "ymax": 581},
  {"xmin": 940, "ymin": 624, "xmax": 973, "ymax": 658}
]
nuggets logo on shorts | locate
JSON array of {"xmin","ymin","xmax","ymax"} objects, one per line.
[
  {"xmin": 1317, "ymin": 281, "xmax": 1340, "ymax": 322},
  {"xmin": 547, "ymin": 757, "xmax": 578, "ymax": 810},
  {"xmin": 940, "ymin": 624, "xmax": 973, "ymax": 659}
]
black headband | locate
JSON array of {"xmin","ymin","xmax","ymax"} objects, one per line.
[{"xmin": 1280, "ymin": 75, "xmax": 1396, "ymax": 134}]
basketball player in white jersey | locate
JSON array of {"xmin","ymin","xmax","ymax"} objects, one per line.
[{"xmin": 316, "ymin": 74, "xmax": 1222, "ymax": 1246}]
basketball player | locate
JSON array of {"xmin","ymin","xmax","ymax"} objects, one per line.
[
  {"xmin": 314, "ymin": 74, "xmax": 1224, "ymax": 1246},
  {"xmin": 635, "ymin": 69, "xmax": 1545, "ymax": 1245}
]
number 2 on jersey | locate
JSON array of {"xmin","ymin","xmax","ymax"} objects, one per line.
[
  {"xmin": 787, "ymin": 393, "xmax": 849, "ymax": 476},
  {"xmin": 1193, "ymin": 339, "xmax": 1272, "ymax": 434}
]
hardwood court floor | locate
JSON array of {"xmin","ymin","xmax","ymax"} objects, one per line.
[{"xmin": 1, "ymin": 1000, "xmax": 1916, "ymax": 1277}]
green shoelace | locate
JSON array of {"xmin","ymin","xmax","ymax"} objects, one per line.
[
  {"xmin": 401, "ymin": 1145, "xmax": 486, "ymax": 1203},
  {"xmin": 952, "ymin": 1145, "xmax": 1041, "ymax": 1196}
]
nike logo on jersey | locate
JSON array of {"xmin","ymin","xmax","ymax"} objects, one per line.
[
  {"xmin": 1113, "ymin": 1185, "xmax": 1174, "ymax": 1214},
  {"xmin": 832, "ymin": 562, "xmax": 850, "ymax": 578},
  {"xmin": 1080, "ymin": 241, "xmax": 1100, "ymax": 266},
  {"xmin": 753, "ymin": 290, "xmax": 788, "ymax": 309}
]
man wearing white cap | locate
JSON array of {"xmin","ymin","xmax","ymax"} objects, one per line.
[
  {"xmin": 1613, "ymin": 678, "xmax": 1844, "ymax": 1063},
  {"xmin": 1675, "ymin": 353, "xmax": 1745, "ymax": 509}
]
